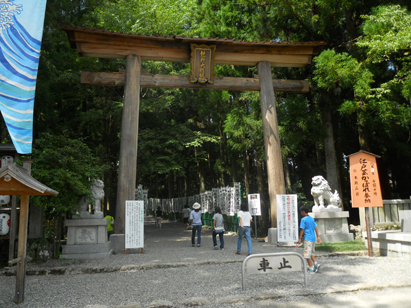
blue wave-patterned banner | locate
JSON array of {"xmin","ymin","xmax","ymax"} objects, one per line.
[{"xmin": 0, "ymin": 0, "xmax": 47, "ymax": 154}]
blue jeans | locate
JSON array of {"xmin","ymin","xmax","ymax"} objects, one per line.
[
  {"xmin": 212, "ymin": 231, "xmax": 224, "ymax": 249},
  {"xmin": 237, "ymin": 226, "xmax": 252, "ymax": 254},
  {"xmin": 192, "ymin": 225, "xmax": 202, "ymax": 245}
]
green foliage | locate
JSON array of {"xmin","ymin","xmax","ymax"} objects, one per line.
[
  {"xmin": 31, "ymin": 133, "xmax": 109, "ymax": 217},
  {"xmin": 357, "ymin": 5, "xmax": 411, "ymax": 100},
  {"xmin": 93, "ymin": 0, "xmax": 197, "ymax": 35},
  {"xmin": 287, "ymin": 180, "xmax": 311, "ymax": 208},
  {"xmin": 313, "ymin": 49, "xmax": 374, "ymax": 99},
  {"xmin": 224, "ymin": 102, "xmax": 263, "ymax": 153},
  {"xmin": 358, "ymin": 5, "xmax": 411, "ymax": 63}
]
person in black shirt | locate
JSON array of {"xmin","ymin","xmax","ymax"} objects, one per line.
[{"xmin": 155, "ymin": 206, "xmax": 163, "ymax": 230}]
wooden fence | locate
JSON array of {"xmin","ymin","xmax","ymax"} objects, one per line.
[{"xmin": 359, "ymin": 198, "xmax": 411, "ymax": 229}]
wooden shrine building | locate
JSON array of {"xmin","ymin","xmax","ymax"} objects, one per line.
[
  {"xmin": 0, "ymin": 156, "xmax": 58, "ymax": 303},
  {"xmin": 63, "ymin": 25, "xmax": 326, "ymax": 236}
]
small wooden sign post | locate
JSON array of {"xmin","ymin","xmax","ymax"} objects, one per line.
[
  {"xmin": 346, "ymin": 151, "xmax": 383, "ymax": 257},
  {"xmin": 0, "ymin": 157, "xmax": 58, "ymax": 303}
]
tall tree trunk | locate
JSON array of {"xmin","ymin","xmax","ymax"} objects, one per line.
[
  {"xmin": 207, "ymin": 142, "xmax": 215, "ymax": 187},
  {"xmin": 257, "ymin": 159, "xmax": 269, "ymax": 235},
  {"xmin": 315, "ymin": 141, "xmax": 323, "ymax": 167},
  {"xmin": 195, "ymin": 148, "xmax": 206, "ymax": 193},
  {"xmin": 177, "ymin": 175, "xmax": 183, "ymax": 197},
  {"xmin": 258, "ymin": 62, "xmax": 286, "ymax": 228},
  {"xmin": 323, "ymin": 110, "xmax": 343, "ymax": 205},
  {"xmin": 199, "ymin": 161, "xmax": 206, "ymax": 193},
  {"xmin": 231, "ymin": 150, "xmax": 239, "ymax": 185},
  {"xmin": 244, "ymin": 150, "xmax": 250, "ymax": 196},
  {"xmin": 155, "ymin": 172, "xmax": 159, "ymax": 198},
  {"xmin": 168, "ymin": 170, "xmax": 174, "ymax": 198},
  {"xmin": 219, "ymin": 118, "xmax": 226, "ymax": 187},
  {"xmin": 185, "ymin": 166, "xmax": 191, "ymax": 197},
  {"xmin": 284, "ymin": 159, "xmax": 291, "ymax": 192},
  {"xmin": 320, "ymin": 90, "xmax": 343, "ymax": 209}
]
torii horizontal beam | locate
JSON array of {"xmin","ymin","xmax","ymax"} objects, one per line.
[
  {"xmin": 81, "ymin": 72, "xmax": 309, "ymax": 92},
  {"xmin": 62, "ymin": 25, "xmax": 326, "ymax": 67}
]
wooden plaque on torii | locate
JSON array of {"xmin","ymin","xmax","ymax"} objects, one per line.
[{"xmin": 190, "ymin": 44, "xmax": 216, "ymax": 84}]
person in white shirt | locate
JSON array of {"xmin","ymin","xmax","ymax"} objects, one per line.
[
  {"xmin": 190, "ymin": 202, "xmax": 202, "ymax": 247},
  {"xmin": 236, "ymin": 203, "xmax": 252, "ymax": 255}
]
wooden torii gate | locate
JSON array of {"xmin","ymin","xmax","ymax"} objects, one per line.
[{"xmin": 63, "ymin": 25, "xmax": 325, "ymax": 236}]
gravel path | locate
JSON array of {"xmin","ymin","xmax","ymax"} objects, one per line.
[{"xmin": 1, "ymin": 217, "xmax": 410, "ymax": 308}]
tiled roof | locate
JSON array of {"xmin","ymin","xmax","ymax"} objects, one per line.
[{"xmin": 0, "ymin": 162, "xmax": 59, "ymax": 196}]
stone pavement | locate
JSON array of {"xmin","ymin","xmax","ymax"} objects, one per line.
[
  {"xmin": 1, "ymin": 216, "xmax": 365, "ymax": 276},
  {"xmin": 1, "ymin": 217, "xmax": 410, "ymax": 308}
]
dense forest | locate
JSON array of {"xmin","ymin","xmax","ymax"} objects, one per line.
[{"xmin": 1, "ymin": 0, "xmax": 411, "ymax": 231}]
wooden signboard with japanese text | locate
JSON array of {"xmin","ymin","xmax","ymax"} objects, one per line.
[
  {"xmin": 125, "ymin": 200, "xmax": 144, "ymax": 249},
  {"xmin": 349, "ymin": 151, "xmax": 383, "ymax": 208},
  {"xmin": 190, "ymin": 44, "xmax": 216, "ymax": 84},
  {"xmin": 276, "ymin": 194, "xmax": 298, "ymax": 242}
]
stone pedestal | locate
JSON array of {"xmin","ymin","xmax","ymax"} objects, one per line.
[
  {"xmin": 267, "ymin": 228, "xmax": 277, "ymax": 245},
  {"xmin": 110, "ymin": 234, "xmax": 125, "ymax": 254},
  {"xmin": 309, "ymin": 211, "xmax": 353, "ymax": 243},
  {"xmin": 363, "ymin": 230, "xmax": 411, "ymax": 259},
  {"xmin": 60, "ymin": 219, "xmax": 112, "ymax": 259}
]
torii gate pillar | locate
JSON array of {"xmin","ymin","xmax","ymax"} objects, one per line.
[
  {"xmin": 258, "ymin": 62, "xmax": 286, "ymax": 228},
  {"xmin": 115, "ymin": 55, "xmax": 141, "ymax": 234}
]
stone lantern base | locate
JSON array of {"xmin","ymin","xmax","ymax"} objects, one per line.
[
  {"xmin": 309, "ymin": 211, "xmax": 354, "ymax": 243},
  {"xmin": 60, "ymin": 219, "xmax": 112, "ymax": 259}
]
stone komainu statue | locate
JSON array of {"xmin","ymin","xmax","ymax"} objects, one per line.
[
  {"xmin": 310, "ymin": 175, "xmax": 341, "ymax": 212},
  {"xmin": 74, "ymin": 179, "xmax": 105, "ymax": 219}
]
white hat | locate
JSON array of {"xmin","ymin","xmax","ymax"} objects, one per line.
[{"xmin": 193, "ymin": 202, "xmax": 201, "ymax": 210}]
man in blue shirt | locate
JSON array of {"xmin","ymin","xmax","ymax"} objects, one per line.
[{"xmin": 298, "ymin": 206, "xmax": 321, "ymax": 274}]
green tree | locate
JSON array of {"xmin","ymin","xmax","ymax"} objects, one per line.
[
  {"xmin": 93, "ymin": 0, "xmax": 197, "ymax": 35},
  {"xmin": 31, "ymin": 133, "xmax": 108, "ymax": 256}
]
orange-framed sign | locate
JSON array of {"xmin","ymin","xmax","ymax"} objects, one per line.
[{"xmin": 347, "ymin": 151, "xmax": 383, "ymax": 208}]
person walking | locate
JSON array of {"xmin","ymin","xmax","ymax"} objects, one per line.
[
  {"xmin": 190, "ymin": 202, "xmax": 202, "ymax": 247},
  {"xmin": 182, "ymin": 205, "xmax": 191, "ymax": 229},
  {"xmin": 212, "ymin": 207, "xmax": 225, "ymax": 250},
  {"xmin": 298, "ymin": 205, "xmax": 321, "ymax": 274},
  {"xmin": 155, "ymin": 206, "xmax": 163, "ymax": 230},
  {"xmin": 236, "ymin": 203, "xmax": 252, "ymax": 255},
  {"xmin": 104, "ymin": 212, "xmax": 115, "ymax": 239}
]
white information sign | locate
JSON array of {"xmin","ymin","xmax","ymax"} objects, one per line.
[
  {"xmin": 276, "ymin": 194, "xmax": 298, "ymax": 242},
  {"xmin": 248, "ymin": 194, "xmax": 261, "ymax": 216},
  {"xmin": 125, "ymin": 200, "xmax": 144, "ymax": 249}
]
